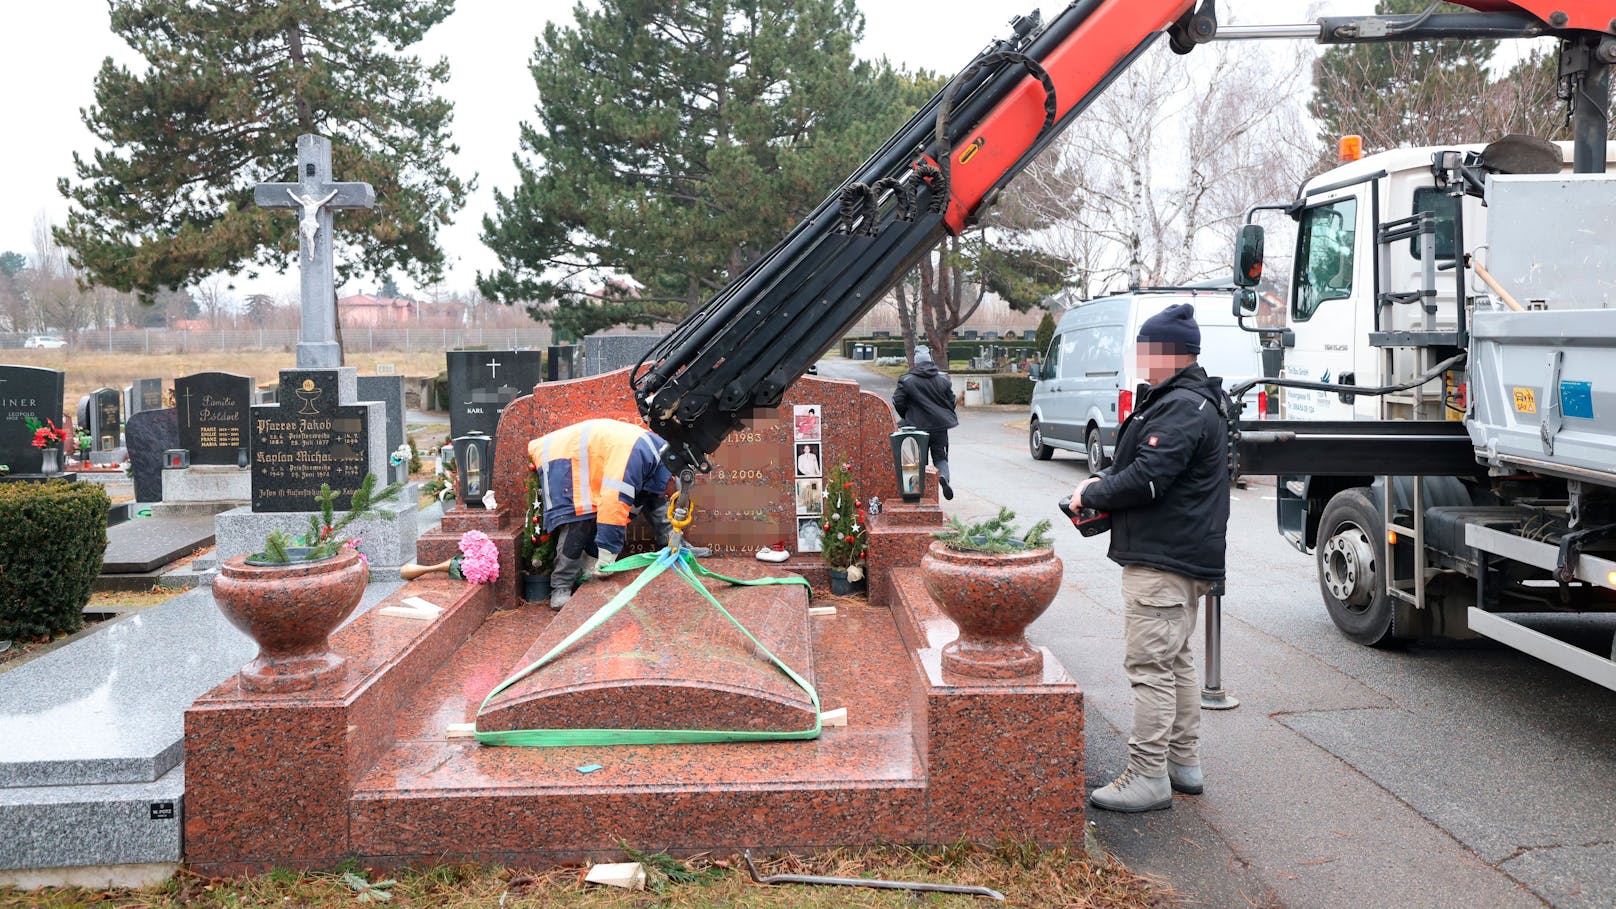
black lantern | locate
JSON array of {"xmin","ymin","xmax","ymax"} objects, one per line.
[
  {"xmin": 452, "ymin": 431, "xmax": 492, "ymax": 508},
  {"xmin": 889, "ymin": 426, "xmax": 930, "ymax": 503}
]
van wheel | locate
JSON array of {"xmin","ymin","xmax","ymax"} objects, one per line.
[
  {"xmin": 1029, "ymin": 420, "xmax": 1053, "ymax": 461},
  {"xmin": 1085, "ymin": 428, "xmax": 1108, "ymax": 471},
  {"xmin": 1316, "ymin": 488, "xmax": 1396, "ymax": 646}
]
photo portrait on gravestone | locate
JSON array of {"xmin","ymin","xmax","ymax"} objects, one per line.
[
  {"xmin": 796, "ymin": 478, "xmax": 823, "ymax": 515},
  {"xmin": 793, "ymin": 404, "xmax": 821, "ymax": 442},
  {"xmin": 797, "ymin": 517, "xmax": 823, "ymax": 553},
  {"xmin": 795, "ymin": 443, "xmax": 822, "ymax": 478}
]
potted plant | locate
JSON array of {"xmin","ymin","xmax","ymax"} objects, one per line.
[
  {"xmin": 819, "ymin": 462, "xmax": 869, "ymax": 595},
  {"xmin": 212, "ymin": 474, "xmax": 403, "ymax": 693},
  {"xmin": 519, "ymin": 464, "xmax": 556, "ymax": 601},
  {"xmin": 922, "ymin": 507, "xmax": 1062, "ymax": 679},
  {"xmin": 25, "ymin": 416, "xmax": 66, "ymax": 475}
]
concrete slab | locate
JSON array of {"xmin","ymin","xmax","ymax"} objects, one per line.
[{"xmin": 101, "ymin": 514, "xmax": 215, "ymax": 574}]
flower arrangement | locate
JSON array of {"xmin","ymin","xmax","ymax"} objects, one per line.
[
  {"xmin": 934, "ymin": 507, "xmax": 1052, "ymax": 554},
  {"xmin": 400, "ymin": 530, "xmax": 501, "ymax": 584},
  {"xmin": 520, "ymin": 463, "xmax": 556, "ymax": 575},
  {"xmin": 25, "ymin": 416, "xmax": 66, "ymax": 450},
  {"xmin": 819, "ymin": 462, "xmax": 868, "ymax": 571},
  {"xmin": 258, "ymin": 473, "xmax": 405, "ymax": 564}
]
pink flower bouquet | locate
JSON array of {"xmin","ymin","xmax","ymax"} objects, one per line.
[{"xmin": 449, "ymin": 530, "xmax": 500, "ymax": 584}]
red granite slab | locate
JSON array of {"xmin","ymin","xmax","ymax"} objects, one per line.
[{"xmin": 479, "ymin": 558, "xmax": 816, "ymax": 734}]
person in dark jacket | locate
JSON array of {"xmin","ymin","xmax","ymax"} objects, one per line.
[
  {"xmin": 892, "ymin": 345, "xmax": 960, "ymax": 499},
  {"xmin": 1072, "ymin": 303, "xmax": 1230, "ymax": 813}
]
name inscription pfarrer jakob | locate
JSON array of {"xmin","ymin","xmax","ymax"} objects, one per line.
[{"xmin": 251, "ymin": 371, "xmax": 370, "ymax": 512}]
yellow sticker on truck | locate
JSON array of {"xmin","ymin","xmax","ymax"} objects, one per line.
[{"xmin": 1513, "ymin": 387, "xmax": 1536, "ymax": 414}]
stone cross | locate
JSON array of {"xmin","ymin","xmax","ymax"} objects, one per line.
[{"xmin": 254, "ymin": 134, "xmax": 375, "ymax": 369}]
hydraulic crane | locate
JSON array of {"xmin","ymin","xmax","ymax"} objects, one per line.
[{"xmin": 632, "ymin": 0, "xmax": 1616, "ymax": 483}]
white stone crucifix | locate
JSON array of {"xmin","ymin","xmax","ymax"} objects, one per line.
[{"xmin": 254, "ymin": 134, "xmax": 375, "ymax": 368}]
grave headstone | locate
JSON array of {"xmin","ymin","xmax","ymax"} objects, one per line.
[
  {"xmin": 545, "ymin": 345, "xmax": 580, "ymax": 382},
  {"xmin": 445, "ymin": 349, "xmax": 542, "ymax": 448},
  {"xmin": 0, "ymin": 365, "xmax": 65, "ymax": 475},
  {"xmin": 583, "ymin": 335, "xmax": 663, "ymax": 377},
  {"xmin": 128, "ymin": 378, "xmax": 165, "ymax": 416},
  {"xmin": 357, "ymin": 374, "xmax": 405, "ymax": 461},
  {"xmin": 91, "ymin": 387, "xmax": 122, "ymax": 451},
  {"xmin": 126, "ymin": 408, "xmax": 179, "ymax": 502},
  {"xmin": 251, "ymin": 370, "xmax": 376, "ymax": 512},
  {"xmin": 174, "ymin": 372, "xmax": 252, "ymax": 466}
]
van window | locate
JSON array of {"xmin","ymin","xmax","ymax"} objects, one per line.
[
  {"xmin": 1081, "ymin": 325, "xmax": 1125, "ymax": 376},
  {"xmin": 1408, "ymin": 186, "xmax": 1457, "ymax": 261},
  {"xmin": 1042, "ymin": 336, "xmax": 1061, "ymax": 378},
  {"xmin": 1058, "ymin": 331, "xmax": 1084, "ymax": 380},
  {"xmin": 1293, "ymin": 197, "xmax": 1358, "ymax": 322}
]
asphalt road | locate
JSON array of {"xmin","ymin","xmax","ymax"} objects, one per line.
[{"xmin": 822, "ymin": 357, "xmax": 1616, "ymax": 909}]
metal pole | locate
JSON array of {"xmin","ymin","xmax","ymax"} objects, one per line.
[
  {"xmin": 1213, "ymin": 23, "xmax": 1322, "ymax": 41},
  {"xmin": 1201, "ymin": 581, "xmax": 1239, "ymax": 710},
  {"xmin": 1572, "ymin": 41, "xmax": 1611, "ymax": 174}
]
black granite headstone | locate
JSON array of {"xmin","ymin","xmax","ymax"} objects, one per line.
[
  {"xmin": 129, "ymin": 378, "xmax": 165, "ymax": 415},
  {"xmin": 446, "ymin": 349, "xmax": 542, "ymax": 445},
  {"xmin": 251, "ymin": 370, "xmax": 370, "ymax": 512},
  {"xmin": 91, "ymin": 387, "xmax": 122, "ymax": 450},
  {"xmin": 126, "ymin": 408, "xmax": 178, "ymax": 502},
  {"xmin": 356, "ymin": 375, "xmax": 405, "ymax": 459},
  {"xmin": 545, "ymin": 345, "xmax": 580, "ymax": 382},
  {"xmin": 174, "ymin": 372, "xmax": 252, "ymax": 466},
  {"xmin": 0, "ymin": 365, "xmax": 66, "ymax": 475}
]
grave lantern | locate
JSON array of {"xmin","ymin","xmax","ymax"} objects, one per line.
[
  {"xmin": 889, "ymin": 426, "xmax": 930, "ymax": 503},
  {"xmin": 163, "ymin": 449, "xmax": 191, "ymax": 470},
  {"xmin": 453, "ymin": 431, "xmax": 491, "ymax": 508}
]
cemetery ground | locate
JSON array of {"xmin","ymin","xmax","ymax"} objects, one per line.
[{"xmin": 0, "ymin": 845, "xmax": 1166, "ymax": 907}]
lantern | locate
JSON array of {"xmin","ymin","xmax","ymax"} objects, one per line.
[
  {"xmin": 889, "ymin": 426, "xmax": 930, "ymax": 503},
  {"xmin": 453, "ymin": 431, "xmax": 492, "ymax": 508}
]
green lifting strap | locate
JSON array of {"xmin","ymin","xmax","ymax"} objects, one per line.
[{"xmin": 473, "ymin": 548, "xmax": 821, "ymax": 747}]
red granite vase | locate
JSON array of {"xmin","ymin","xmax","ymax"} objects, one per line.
[
  {"xmin": 921, "ymin": 540, "xmax": 1063, "ymax": 679},
  {"xmin": 213, "ymin": 549, "xmax": 369, "ymax": 693}
]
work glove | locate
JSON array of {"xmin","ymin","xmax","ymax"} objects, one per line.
[{"xmin": 597, "ymin": 550, "xmax": 618, "ymax": 568}]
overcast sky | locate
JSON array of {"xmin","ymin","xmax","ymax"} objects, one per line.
[{"xmin": 1, "ymin": 1, "xmax": 1387, "ymax": 302}]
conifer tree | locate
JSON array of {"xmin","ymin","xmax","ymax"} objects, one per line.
[
  {"xmin": 479, "ymin": 0, "xmax": 911, "ymax": 337},
  {"xmin": 57, "ymin": 1, "xmax": 470, "ymax": 302}
]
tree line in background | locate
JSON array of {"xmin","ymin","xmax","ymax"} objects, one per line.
[{"xmin": 22, "ymin": 0, "xmax": 1595, "ymax": 356}]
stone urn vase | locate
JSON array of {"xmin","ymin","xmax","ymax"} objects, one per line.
[
  {"xmin": 921, "ymin": 540, "xmax": 1063, "ymax": 679},
  {"xmin": 213, "ymin": 548, "xmax": 369, "ymax": 693}
]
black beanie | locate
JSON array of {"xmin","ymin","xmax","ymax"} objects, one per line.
[{"xmin": 1137, "ymin": 303, "xmax": 1200, "ymax": 354}]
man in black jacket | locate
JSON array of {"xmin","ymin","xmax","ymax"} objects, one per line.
[
  {"xmin": 1072, "ymin": 304, "xmax": 1230, "ymax": 813},
  {"xmin": 892, "ymin": 345, "xmax": 960, "ymax": 499}
]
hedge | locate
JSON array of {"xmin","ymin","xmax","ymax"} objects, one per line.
[
  {"xmin": 0, "ymin": 480, "xmax": 109, "ymax": 639},
  {"xmin": 994, "ymin": 375, "xmax": 1036, "ymax": 405},
  {"xmin": 840, "ymin": 337, "xmax": 1036, "ymax": 362}
]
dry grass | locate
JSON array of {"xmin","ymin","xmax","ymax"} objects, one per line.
[
  {"xmin": 87, "ymin": 587, "xmax": 185, "ymax": 609},
  {"xmin": 4, "ymin": 350, "xmax": 447, "ymax": 413},
  {"xmin": 0, "ymin": 843, "xmax": 1173, "ymax": 908}
]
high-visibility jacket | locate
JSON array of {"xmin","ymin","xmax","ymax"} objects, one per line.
[{"xmin": 527, "ymin": 419, "xmax": 672, "ymax": 556}]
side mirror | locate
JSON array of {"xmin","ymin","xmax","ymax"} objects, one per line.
[
  {"xmin": 1030, "ymin": 363, "xmax": 1045, "ymax": 381},
  {"xmin": 1233, "ymin": 287, "xmax": 1258, "ymax": 316},
  {"xmin": 1233, "ymin": 224, "xmax": 1265, "ymax": 288}
]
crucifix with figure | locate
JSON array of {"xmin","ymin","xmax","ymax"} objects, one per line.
[{"xmin": 254, "ymin": 134, "xmax": 375, "ymax": 368}]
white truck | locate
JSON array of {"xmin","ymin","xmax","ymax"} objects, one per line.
[{"xmin": 1233, "ymin": 135, "xmax": 1616, "ymax": 690}]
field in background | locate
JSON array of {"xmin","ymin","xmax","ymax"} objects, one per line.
[{"xmin": 5, "ymin": 350, "xmax": 448, "ymax": 415}]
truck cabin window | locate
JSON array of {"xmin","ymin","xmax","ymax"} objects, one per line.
[{"xmin": 1293, "ymin": 198, "xmax": 1357, "ymax": 322}]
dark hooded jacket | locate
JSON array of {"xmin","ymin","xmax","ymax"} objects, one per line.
[
  {"xmin": 1081, "ymin": 363, "xmax": 1230, "ymax": 580},
  {"xmin": 893, "ymin": 360, "xmax": 959, "ymax": 431}
]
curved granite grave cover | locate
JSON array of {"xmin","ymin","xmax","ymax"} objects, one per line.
[{"xmin": 478, "ymin": 558, "xmax": 815, "ymax": 734}]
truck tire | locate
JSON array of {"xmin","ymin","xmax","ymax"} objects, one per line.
[
  {"xmin": 1086, "ymin": 427, "xmax": 1109, "ymax": 470},
  {"xmin": 1316, "ymin": 488, "xmax": 1397, "ymax": 646},
  {"xmin": 1029, "ymin": 419, "xmax": 1053, "ymax": 460}
]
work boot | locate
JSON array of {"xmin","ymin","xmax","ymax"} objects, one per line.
[
  {"xmin": 549, "ymin": 586, "xmax": 572, "ymax": 610},
  {"xmin": 1167, "ymin": 759, "xmax": 1203, "ymax": 795},
  {"xmin": 1089, "ymin": 768, "xmax": 1172, "ymax": 813}
]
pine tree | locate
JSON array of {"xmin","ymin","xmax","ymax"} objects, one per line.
[
  {"xmin": 819, "ymin": 463, "xmax": 867, "ymax": 570},
  {"xmin": 1034, "ymin": 310, "xmax": 1057, "ymax": 355},
  {"xmin": 478, "ymin": 0, "xmax": 913, "ymax": 337},
  {"xmin": 57, "ymin": 1, "xmax": 470, "ymax": 303}
]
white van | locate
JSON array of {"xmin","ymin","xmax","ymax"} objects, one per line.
[{"xmin": 1028, "ymin": 288, "xmax": 1264, "ymax": 466}]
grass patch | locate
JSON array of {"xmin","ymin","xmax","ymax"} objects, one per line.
[
  {"xmin": 0, "ymin": 843, "xmax": 1170, "ymax": 908},
  {"xmin": 87, "ymin": 587, "xmax": 184, "ymax": 609}
]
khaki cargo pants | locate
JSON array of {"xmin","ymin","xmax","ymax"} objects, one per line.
[{"xmin": 1122, "ymin": 565, "xmax": 1212, "ymax": 776}]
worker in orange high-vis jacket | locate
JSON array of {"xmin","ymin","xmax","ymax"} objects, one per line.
[{"xmin": 528, "ymin": 418, "xmax": 710, "ymax": 608}]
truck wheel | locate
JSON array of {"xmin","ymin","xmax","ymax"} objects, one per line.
[
  {"xmin": 1029, "ymin": 420, "xmax": 1053, "ymax": 460},
  {"xmin": 1086, "ymin": 428, "xmax": 1109, "ymax": 470},
  {"xmin": 1316, "ymin": 488, "xmax": 1396, "ymax": 646}
]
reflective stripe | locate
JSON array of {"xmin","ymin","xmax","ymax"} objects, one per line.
[
  {"xmin": 574, "ymin": 423, "xmax": 594, "ymax": 515},
  {"xmin": 602, "ymin": 477, "xmax": 635, "ymax": 496},
  {"xmin": 1149, "ymin": 479, "xmax": 1157, "ymax": 499}
]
